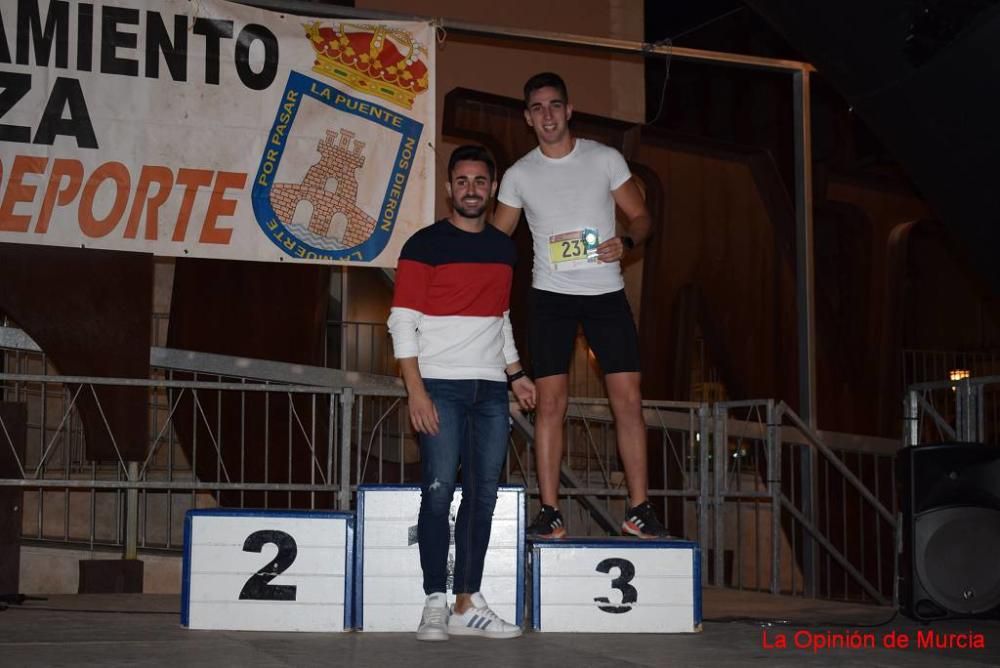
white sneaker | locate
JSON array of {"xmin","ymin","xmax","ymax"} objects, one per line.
[
  {"xmin": 416, "ymin": 592, "xmax": 450, "ymax": 641},
  {"xmin": 447, "ymin": 592, "xmax": 522, "ymax": 639}
]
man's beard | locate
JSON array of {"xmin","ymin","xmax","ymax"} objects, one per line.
[{"xmin": 453, "ymin": 198, "xmax": 487, "ymax": 218}]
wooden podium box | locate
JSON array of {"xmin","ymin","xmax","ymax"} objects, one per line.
[
  {"xmin": 182, "ymin": 509, "xmax": 354, "ymax": 632},
  {"xmin": 354, "ymin": 484, "xmax": 525, "ymax": 631},
  {"xmin": 530, "ymin": 537, "xmax": 702, "ymax": 633}
]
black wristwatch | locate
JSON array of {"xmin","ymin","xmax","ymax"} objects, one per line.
[
  {"xmin": 621, "ymin": 235, "xmax": 636, "ymax": 251},
  {"xmin": 506, "ymin": 369, "xmax": 527, "ymax": 386}
]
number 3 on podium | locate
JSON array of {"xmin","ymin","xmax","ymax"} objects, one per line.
[{"xmin": 593, "ymin": 557, "xmax": 637, "ymax": 613}]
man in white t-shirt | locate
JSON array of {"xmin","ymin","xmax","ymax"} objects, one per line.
[{"xmin": 494, "ymin": 72, "xmax": 671, "ymax": 540}]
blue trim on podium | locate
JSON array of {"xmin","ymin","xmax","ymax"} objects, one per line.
[
  {"xmin": 357, "ymin": 483, "xmax": 525, "ymax": 492},
  {"xmin": 532, "ymin": 546, "xmax": 542, "ymax": 631},
  {"xmin": 180, "ymin": 512, "xmax": 193, "ymax": 627},
  {"xmin": 344, "ymin": 516, "xmax": 355, "ymax": 630},
  {"xmin": 354, "ymin": 489, "xmax": 367, "ymax": 629},
  {"xmin": 183, "ymin": 508, "xmax": 353, "ymax": 519},
  {"xmin": 527, "ymin": 537, "xmax": 699, "ymax": 549},
  {"xmin": 514, "ymin": 486, "xmax": 525, "ymax": 627},
  {"xmin": 180, "ymin": 508, "xmax": 355, "ymax": 630},
  {"xmin": 693, "ymin": 546, "xmax": 702, "ymax": 625}
]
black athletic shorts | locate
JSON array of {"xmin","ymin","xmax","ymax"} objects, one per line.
[{"xmin": 528, "ymin": 288, "xmax": 641, "ymax": 379}]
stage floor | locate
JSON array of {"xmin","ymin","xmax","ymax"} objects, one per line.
[{"xmin": 1, "ymin": 587, "xmax": 997, "ymax": 667}]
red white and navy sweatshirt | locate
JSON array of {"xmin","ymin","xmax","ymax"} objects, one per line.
[{"xmin": 388, "ymin": 219, "xmax": 519, "ymax": 382}]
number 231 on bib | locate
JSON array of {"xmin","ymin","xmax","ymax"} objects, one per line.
[{"xmin": 547, "ymin": 228, "xmax": 600, "ymax": 271}]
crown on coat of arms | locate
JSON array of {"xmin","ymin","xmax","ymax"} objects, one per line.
[{"xmin": 305, "ymin": 22, "xmax": 429, "ymax": 110}]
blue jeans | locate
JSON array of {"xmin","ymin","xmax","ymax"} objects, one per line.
[{"xmin": 417, "ymin": 378, "xmax": 509, "ymax": 595}]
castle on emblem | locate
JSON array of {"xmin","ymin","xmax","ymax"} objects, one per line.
[
  {"xmin": 270, "ymin": 128, "xmax": 377, "ymax": 248},
  {"xmin": 305, "ymin": 22, "xmax": 430, "ymax": 110}
]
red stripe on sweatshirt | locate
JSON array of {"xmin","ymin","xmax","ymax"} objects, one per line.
[
  {"xmin": 394, "ymin": 260, "xmax": 512, "ymax": 317},
  {"xmin": 392, "ymin": 259, "xmax": 434, "ymax": 311}
]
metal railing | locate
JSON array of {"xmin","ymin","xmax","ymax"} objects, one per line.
[
  {"xmin": 0, "ymin": 371, "xmax": 900, "ymax": 604},
  {"xmin": 313, "ymin": 385, "xmax": 705, "ymax": 537},
  {"xmin": 902, "ymin": 348, "xmax": 1000, "ymax": 388},
  {"xmin": 0, "ymin": 372, "xmax": 343, "ymax": 555},
  {"xmin": 345, "ymin": 392, "xmax": 752, "ymax": 567},
  {"xmin": 1, "ymin": 325, "xmax": 904, "ymax": 604},
  {"xmin": 0, "ymin": 314, "xmax": 611, "ymax": 397},
  {"xmin": 707, "ymin": 400, "xmax": 896, "ymax": 604},
  {"xmin": 904, "ymin": 375, "xmax": 1000, "ymax": 446}
]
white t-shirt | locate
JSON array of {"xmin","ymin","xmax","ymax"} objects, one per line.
[{"xmin": 497, "ymin": 138, "xmax": 631, "ymax": 295}]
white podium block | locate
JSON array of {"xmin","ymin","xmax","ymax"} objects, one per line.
[
  {"xmin": 355, "ymin": 484, "xmax": 524, "ymax": 631},
  {"xmin": 181, "ymin": 509, "xmax": 354, "ymax": 632},
  {"xmin": 530, "ymin": 538, "xmax": 702, "ymax": 633}
]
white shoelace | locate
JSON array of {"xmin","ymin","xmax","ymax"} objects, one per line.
[{"xmin": 422, "ymin": 606, "xmax": 448, "ymax": 627}]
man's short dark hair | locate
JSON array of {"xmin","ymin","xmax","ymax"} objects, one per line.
[
  {"xmin": 523, "ymin": 72, "xmax": 569, "ymax": 107},
  {"xmin": 447, "ymin": 145, "xmax": 496, "ymax": 182}
]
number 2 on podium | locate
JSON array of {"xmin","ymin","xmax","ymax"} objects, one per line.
[{"xmin": 239, "ymin": 530, "xmax": 298, "ymax": 601}]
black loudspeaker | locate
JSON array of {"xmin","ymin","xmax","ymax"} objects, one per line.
[{"xmin": 896, "ymin": 442, "xmax": 1000, "ymax": 620}]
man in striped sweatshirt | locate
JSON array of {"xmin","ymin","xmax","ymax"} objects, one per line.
[{"xmin": 388, "ymin": 145, "xmax": 536, "ymax": 641}]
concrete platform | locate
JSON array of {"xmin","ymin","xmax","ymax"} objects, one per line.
[{"xmin": 0, "ymin": 588, "xmax": 997, "ymax": 667}]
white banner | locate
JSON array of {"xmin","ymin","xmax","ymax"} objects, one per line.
[{"xmin": 0, "ymin": 0, "xmax": 435, "ymax": 266}]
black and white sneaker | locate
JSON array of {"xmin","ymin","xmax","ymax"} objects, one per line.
[
  {"xmin": 526, "ymin": 504, "xmax": 567, "ymax": 539},
  {"xmin": 621, "ymin": 500, "xmax": 674, "ymax": 539}
]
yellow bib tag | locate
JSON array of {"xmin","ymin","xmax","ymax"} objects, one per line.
[{"xmin": 548, "ymin": 228, "xmax": 599, "ymax": 271}]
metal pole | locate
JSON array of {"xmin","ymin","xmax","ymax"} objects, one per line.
[
  {"xmin": 976, "ymin": 382, "xmax": 985, "ymax": 444},
  {"xmin": 959, "ymin": 379, "xmax": 978, "ymax": 442},
  {"xmin": 338, "ymin": 388, "xmax": 354, "ymax": 510},
  {"xmin": 792, "ymin": 69, "xmax": 818, "ymax": 597},
  {"xmin": 326, "ymin": 393, "xmax": 336, "ymax": 495},
  {"xmin": 124, "ymin": 460, "xmax": 139, "ymax": 560},
  {"xmin": 962, "ymin": 379, "xmax": 978, "ymax": 442},
  {"xmin": 340, "ymin": 268, "xmax": 349, "ymax": 371},
  {"xmin": 712, "ymin": 405, "xmax": 727, "ymax": 587},
  {"xmin": 904, "ymin": 390, "xmax": 919, "ymax": 447},
  {"xmin": 793, "ymin": 70, "xmax": 817, "ymax": 429},
  {"xmin": 767, "ymin": 401, "xmax": 782, "ymax": 594},
  {"xmin": 697, "ymin": 403, "xmax": 711, "ymax": 585},
  {"xmin": 235, "ymin": 0, "xmax": 814, "ymax": 73},
  {"xmin": 956, "ymin": 380, "xmax": 967, "ymax": 442}
]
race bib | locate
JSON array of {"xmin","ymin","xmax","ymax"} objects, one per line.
[{"xmin": 548, "ymin": 228, "xmax": 600, "ymax": 271}]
